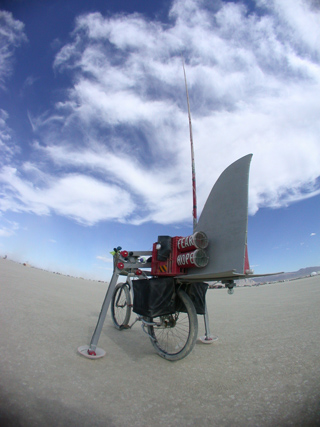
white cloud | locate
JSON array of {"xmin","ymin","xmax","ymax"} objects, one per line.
[
  {"xmin": 310, "ymin": 233, "xmax": 316, "ymax": 236},
  {"xmin": 0, "ymin": 12, "xmax": 25, "ymax": 170},
  {"xmin": 0, "ymin": 216, "xmax": 19, "ymax": 237},
  {"xmin": 0, "ymin": 228, "xmax": 14, "ymax": 237},
  {"xmin": 257, "ymin": 0, "xmax": 320, "ymax": 54},
  {"xmin": 33, "ymin": 143, "xmax": 191, "ymax": 224},
  {"xmin": 0, "ymin": 109, "xmax": 21, "ymax": 166},
  {"xmin": 96, "ymin": 255, "xmax": 113, "ymax": 263},
  {"xmin": 0, "ymin": 166, "xmax": 135, "ymax": 225},
  {"xmin": 1, "ymin": 0, "xmax": 320, "ymax": 226},
  {"xmin": 0, "ymin": 10, "xmax": 27, "ymax": 88}
]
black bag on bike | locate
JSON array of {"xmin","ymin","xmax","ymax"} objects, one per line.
[
  {"xmin": 133, "ymin": 277, "xmax": 176, "ymax": 318},
  {"xmin": 177, "ymin": 282, "xmax": 208, "ymax": 315}
]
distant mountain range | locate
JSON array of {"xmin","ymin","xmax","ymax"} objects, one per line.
[{"xmin": 248, "ymin": 267, "xmax": 320, "ymax": 284}]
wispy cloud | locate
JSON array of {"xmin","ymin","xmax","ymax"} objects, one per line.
[
  {"xmin": 0, "ymin": 109, "xmax": 21, "ymax": 168},
  {"xmin": 0, "ymin": 10, "xmax": 27, "ymax": 89},
  {"xmin": 1, "ymin": 0, "xmax": 320, "ymax": 226},
  {"xmin": 0, "ymin": 165, "xmax": 134, "ymax": 225},
  {"xmin": 96, "ymin": 255, "xmax": 113, "ymax": 263},
  {"xmin": 0, "ymin": 215, "xmax": 19, "ymax": 237},
  {"xmin": 0, "ymin": 12, "xmax": 25, "ymax": 170}
]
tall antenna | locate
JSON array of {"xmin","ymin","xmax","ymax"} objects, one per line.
[{"xmin": 182, "ymin": 57, "xmax": 198, "ymax": 231}]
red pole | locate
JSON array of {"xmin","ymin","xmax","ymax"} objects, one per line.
[{"xmin": 182, "ymin": 57, "xmax": 198, "ymax": 231}]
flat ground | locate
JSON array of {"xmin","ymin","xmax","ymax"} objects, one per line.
[{"xmin": 1, "ymin": 258, "xmax": 319, "ymax": 426}]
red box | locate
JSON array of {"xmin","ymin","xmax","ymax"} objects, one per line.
[{"xmin": 151, "ymin": 237, "xmax": 187, "ymax": 276}]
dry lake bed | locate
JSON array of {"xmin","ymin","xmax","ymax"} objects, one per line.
[{"xmin": 1, "ymin": 258, "xmax": 319, "ymax": 426}]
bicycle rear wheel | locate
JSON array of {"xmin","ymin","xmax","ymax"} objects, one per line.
[
  {"xmin": 147, "ymin": 289, "xmax": 198, "ymax": 361},
  {"xmin": 111, "ymin": 283, "xmax": 132, "ymax": 329}
]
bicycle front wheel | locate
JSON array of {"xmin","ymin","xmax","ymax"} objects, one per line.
[
  {"xmin": 111, "ymin": 283, "xmax": 132, "ymax": 329},
  {"xmin": 147, "ymin": 289, "xmax": 198, "ymax": 361}
]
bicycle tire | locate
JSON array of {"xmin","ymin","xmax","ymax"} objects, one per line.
[
  {"xmin": 111, "ymin": 283, "xmax": 132, "ymax": 329},
  {"xmin": 147, "ymin": 289, "xmax": 198, "ymax": 361}
]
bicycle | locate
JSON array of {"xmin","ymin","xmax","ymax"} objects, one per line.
[
  {"xmin": 111, "ymin": 273, "xmax": 198, "ymax": 361},
  {"xmin": 78, "ymin": 154, "xmax": 256, "ymax": 363},
  {"xmin": 78, "ymin": 247, "xmax": 215, "ymax": 362}
]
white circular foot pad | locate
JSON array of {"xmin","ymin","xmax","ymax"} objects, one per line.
[
  {"xmin": 198, "ymin": 335, "xmax": 218, "ymax": 344},
  {"xmin": 77, "ymin": 345, "xmax": 106, "ymax": 359}
]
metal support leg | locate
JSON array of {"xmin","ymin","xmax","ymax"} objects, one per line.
[
  {"xmin": 198, "ymin": 302, "xmax": 218, "ymax": 344},
  {"xmin": 204, "ymin": 303, "xmax": 211, "ymax": 338},
  {"xmin": 78, "ymin": 265, "xmax": 120, "ymax": 359},
  {"xmin": 89, "ymin": 268, "xmax": 120, "ymax": 351}
]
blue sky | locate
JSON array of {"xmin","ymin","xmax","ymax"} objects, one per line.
[{"xmin": 0, "ymin": 0, "xmax": 319, "ymax": 280}]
